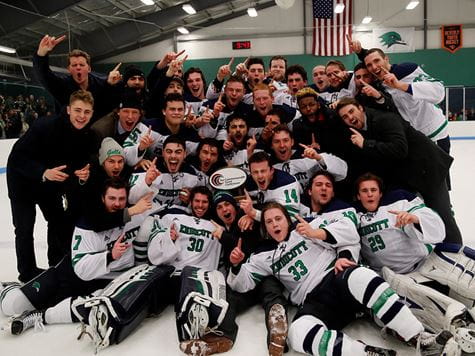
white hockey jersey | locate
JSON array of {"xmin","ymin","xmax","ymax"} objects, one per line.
[
  {"xmin": 356, "ymin": 189, "xmax": 445, "ymax": 274},
  {"xmin": 227, "ymin": 211, "xmax": 360, "ymax": 305},
  {"xmin": 146, "ymin": 212, "xmax": 222, "ymax": 275},
  {"xmin": 128, "ymin": 162, "xmax": 206, "ymax": 208},
  {"xmin": 384, "ymin": 63, "xmax": 448, "ymax": 141},
  {"xmin": 71, "ymin": 207, "xmax": 158, "ymax": 281},
  {"xmin": 122, "ymin": 122, "xmax": 167, "ymax": 166},
  {"xmin": 273, "ymin": 152, "xmax": 348, "ymax": 191},
  {"xmin": 245, "ymin": 169, "xmax": 301, "ymax": 221}
]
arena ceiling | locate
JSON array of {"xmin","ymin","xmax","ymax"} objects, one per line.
[{"xmin": 0, "ymin": 0, "xmax": 276, "ymax": 81}]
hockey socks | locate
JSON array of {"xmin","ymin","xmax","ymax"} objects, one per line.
[
  {"xmin": 44, "ymin": 297, "xmax": 73, "ymax": 324},
  {"xmin": 347, "ymin": 266, "xmax": 424, "ymax": 341},
  {"xmin": 0, "ymin": 284, "xmax": 34, "ymax": 316}
]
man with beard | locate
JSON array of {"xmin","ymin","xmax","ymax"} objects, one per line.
[
  {"xmin": 267, "ymin": 55, "xmax": 289, "ymax": 98},
  {"xmin": 310, "ymin": 65, "xmax": 329, "ymax": 93},
  {"xmin": 187, "ymin": 138, "xmax": 226, "ymax": 183},
  {"xmin": 91, "ymin": 90, "xmax": 143, "ymax": 146},
  {"xmin": 32, "ymin": 34, "xmax": 118, "ymax": 120},
  {"xmin": 270, "ymin": 125, "xmax": 347, "ymax": 192},
  {"xmin": 0, "ymin": 178, "xmax": 156, "ymax": 336},
  {"xmin": 128, "ymin": 135, "xmax": 206, "ymax": 210},
  {"xmin": 197, "ymin": 76, "xmax": 252, "ymax": 141},
  {"xmin": 274, "ymin": 65, "xmax": 308, "ymax": 110},
  {"xmin": 222, "ymin": 114, "xmax": 261, "ymax": 173}
]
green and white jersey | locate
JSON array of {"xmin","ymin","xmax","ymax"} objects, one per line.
[
  {"xmin": 128, "ymin": 161, "xmax": 206, "ymax": 208},
  {"xmin": 385, "ymin": 63, "xmax": 448, "ymax": 141},
  {"xmin": 245, "ymin": 169, "xmax": 302, "ymax": 221},
  {"xmin": 228, "ymin": 207, "xmax": 360, "ymax": 305},
  {"xmin": 147, "ymin": 212, "xmax": 222, "ymax": 275},
  {"xmin": 273, "ymin": 152, "xmax": 347, "ymax": 191},
  {"xmin": 122, "ymin": 122, "xmax": 167, "ymax": 166},
  {"xmin": 71, "ymin": 207, "xmax": 157, "ymax": 281},
  {"xmin": 356, "ymin": 189, "xmax": 445, "ymax": 274}
]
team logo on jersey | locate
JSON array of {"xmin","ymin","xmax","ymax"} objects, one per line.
[
  {"xmin": 32, "ymin": 281, "xmax": 41, "ymax": 293},
  {"xmin": 281, "ymin": 162, "xmax": 291, "ymax": 173}
]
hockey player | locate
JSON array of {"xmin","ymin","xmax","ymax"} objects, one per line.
[
  {"xmin": 274, "ymin": 64, "xmax": 308, "ymax": 109},
  {"xmin": 122, "ymin": 93, "xmax": 198, "ymax": 166},
  {"xmin": 222, "ymin": 114, "xmax": 262, "ymax": 173},
  {"xmin": 0, "ymin": 178, "xmax": 158, "ymax": 335},
  {"xmin": 240, "ymin": 151, "xmax": 301, "ymax": 222},
  {"xmin": 361, "ymin": 48, "xmax": 450, "ymax": 152},
  {"xmin": 143, "ymin": 186, "xmax": 236, "ymax": 355},
  {"xmin": 128, "ymin": 135, "xmax": 206, "ymax": 209},
  {"xmin": 355, "ymin": 173, "xmax": 475, "ymax": 352},
  {"xmin": 336, "ymin": 97, "xmax": 462, "ymax": 244},
  {"xmin": 186, "ymin": 138, "xmax": 227, "ymax": 184},
  {"xmin": 227, "ymin": 201, "xmax": 453, "ymax": 356},
  {"xmin": 318, "ymin": 60, "xmax": 357, "ymax": 105},
  {"xmin": 213, "ymin": 191, "xmax": 289, "ymax": 356},
  {"xmin": 270, "ymin": 125, "xmax": 347, "ymax": 191}
]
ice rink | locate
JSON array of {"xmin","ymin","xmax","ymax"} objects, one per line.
[{"xmin": 1, "ymin": 122, "xmax": 474, "ymax": 356}]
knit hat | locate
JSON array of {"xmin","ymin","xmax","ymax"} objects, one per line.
[
  {"xmin": 169, "ymin": 76, "xmax": 184, "ymax": 88},
  {"xmin": 119, "ymin": 89, "xmax": 142, "ymax": 110},
  {"xmin": 123, "ymin": 65, "xmax": 145, "ymax": 83},
  {"xmin": 213, "ymin": 190, "xmax": 237, "ymax": 207},
  {"xmin": 99, "ymin": 137, "xmax": 124, "ymax": 165}
]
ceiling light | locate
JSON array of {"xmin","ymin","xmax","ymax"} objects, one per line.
[
  {"xmin": 247, "ymin": 7, "xmax": 258, "ymax": 17},
  {"xmin": 0, "ymin": 45, "xmax": 16, "ymax": 54},
  {"xmin": 141, "ymin": 0, "xmax": 154, "ymax": 5},
  {"xmin": 334, "ymin": 3, "xmax": 345, "ymax": 13},
  {"xmin": 406, "ymin": 1, "xmax": 419, "ymax": 10},
  {"xmin": 182, "ymin": 4, "xmax": 196, "ymax": 15},
  {"xmin": 177, "ymin": 27, "xmax": 189, "ymax": 34},
  {"xmin": 361, "ymin": 16, "xmax": 372, "ymax": 24}
]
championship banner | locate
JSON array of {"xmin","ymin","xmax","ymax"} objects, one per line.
[
  {"xmin": 371, "ymin": 27, "xmax": 415, "ymax": 53},
  {"xmin": 441, "ymin": 25, "xmax": 462, "ymax": 53}
]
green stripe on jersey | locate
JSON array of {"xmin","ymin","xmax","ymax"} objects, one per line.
[
  {"xmin": 71, "ymin": 251, "xmax": 103, "ymax": 267},
  {"xmin": 428, "ymin": 119, "xmax": 448, "ymax": 139},
  {"xmin": 407, "ymin": 203, "xmax": 425, "ymax": 213},
  {"xmin": 371, "ymin": 288, "xmax": 396, "ymax": 316},
  {"xmin": 251, "ymin": 272, "xmax": 264, "ymax": 284},
  {"xmin": 425, "ymin": 244, "xmax": 434, "ymax": 254},
  {"xmin": 318, "ymin": 330, "xmax": 332, "ymax": 355}
]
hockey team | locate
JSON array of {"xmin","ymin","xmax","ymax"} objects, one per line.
[{"xmin": 2, "ymin": 33, "xmax": 475, "ymax": 356}]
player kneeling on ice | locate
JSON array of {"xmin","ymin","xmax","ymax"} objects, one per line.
[
  {"xmin": 355, "ymin": 172, "xmax": 475, "ymax": 354},
  {"xmin": 227, "ymin": 201, "xmax": 455, "ymax": 356}
]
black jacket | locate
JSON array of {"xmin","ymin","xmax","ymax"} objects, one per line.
[
  {"xmin": 7, "ymin": 114, "xmax": 98, "ymax": 203},
  {"xmin": 353, "ymin": 107, "xmax": 453, "ymax": 194}
]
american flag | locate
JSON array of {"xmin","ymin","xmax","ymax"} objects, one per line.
[{"xmin": 312, "ymin": 0, "xmax": 353, "ymax": 56}]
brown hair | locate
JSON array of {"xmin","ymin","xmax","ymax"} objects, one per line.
[
  {"xmin": 68, "ymin": 49, "xmax": 91, "ymax": 66},
  {"xmin": 69, "ymin": 90, "xmax": 94, "ymax": 106},
  {"xmin": 260, "ymin": 202, "xmax": 292, "ymax": 240},
  {"xmin": 325, "ymin": 60, "xmax": 346, "ymax": 71},
  {"xmin": 354, "ymin": 172, "xmax": 384, "ymax": 195},
  {"xmin": 335, "ymin": 97, "xmax": 362, "ymax": 114}
]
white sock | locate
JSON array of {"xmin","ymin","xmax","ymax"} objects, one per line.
[{"xmin": 44, "ymin": 297, "xmax": 73, "ymax": 324}]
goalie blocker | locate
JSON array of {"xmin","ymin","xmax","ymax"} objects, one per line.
[{"xmin": 72, "ymin": 264, "xmax": 174, "ymax": 353}]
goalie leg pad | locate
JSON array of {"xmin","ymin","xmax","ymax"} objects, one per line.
[
  {"xmin": 418, "ymin": 243, "xmax": 475, "ymax": 302},
  {"xmin": 71, "ymin": 264, "xmax": 174, "ymax": 352},
  {"xmin": 176, "ymin": 266, "xmax": 229, "ymax": 342},
  {"xmin": 382, "ymin": 266, "xmax": 467, "ymax": 333}
]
